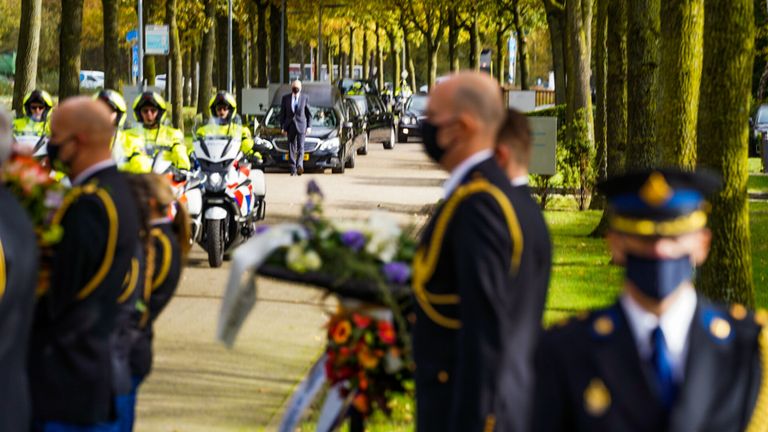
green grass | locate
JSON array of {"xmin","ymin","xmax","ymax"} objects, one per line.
[{"xmin": 294, "ymin": 203, "xmax": 768, "ymax": 430}]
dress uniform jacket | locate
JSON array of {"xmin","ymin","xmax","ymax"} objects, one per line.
[
  {"xmin": 533, "ymin": 298, "xmax": 768, "ymax": 432},
  {"xmin": 0, "ymin": 185, "xmax": 38, "ymax": 432},
  {"xmin": 111, "ymin": 245, "xmax": 145, "ymax": 395},
  {"xmin": 29, "ymin": 164, "xmax": 139, "ymax": 424},
  {"xmin": 130, "ymin": 222, "xmax": 182, "ymax": 379},
  {"xmin": 412, "ymin": 157, "xmax": 552, "ymax": 432}
]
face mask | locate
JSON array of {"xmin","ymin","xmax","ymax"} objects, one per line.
[
  {"xmin": 625, "ymin": 254, "xmax": 693, "ymax": 300},
  {"xmin": 47, "ymin": 139, "xmax": 72, "ymax": 174},
  {"xmin": 420, "ymin": 120, "xmax": 446, "ymax": 164},
  {"xmin": 292, "ymin": 87, "xmax": 300, "ymax": 94}
]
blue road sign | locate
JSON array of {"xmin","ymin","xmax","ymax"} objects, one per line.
[
  {"xmin": 132, "ymin": 44, "xmax": 139, "ymax": 78},
  {"xmin": 127, "ymin": 29, "xmax": 138, "ymax": 44}
]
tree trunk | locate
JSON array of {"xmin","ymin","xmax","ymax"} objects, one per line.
[
  {"xmin": 495, "ymin": 26, "xmax": 505, "ymax": 85},
  {"xmin": 696, "ymin": 0, "xmax": 755, "ymax": 305},
  {"xmin": 167, "ymin": 0, "xmax": 183, "ymax": 129},
  {"xmin": 427, "ymin": 39, "xmax": 440, "ymax": 91},
  {"xmin": 340, "ymin": 36, "xmax": 347, "ymax": 79},
  {"xmin": 256, "ymin": 1, "xmax": 268, "ymax": 86},
  {"xmin": 183, "ymin": 47, "xmax": 191, "ymax": 106},
  {"xmin": 198, "ymin": 0, "xmax": 216, "ymax": 115},
  {"xmin": 402, "ymin": 23, "xmax": 416, "ymax": 91},
  {"xmin": 216, "ymin": 14, "xmax": 228, "ymax": 90},
  {"xmin": 349, "ymin": 27, "xmax": 355, "ymax": 78},
  {"xmin": 13, "ymin": 0, "xmax": 42, "ymax": 114},
  {"xmin": 389, "ymin": 30, "xmax": 400, "ymax": 96},
  {"xmin": 591, "ymin": 0, "xmax": 609, "ymax": 210},
  {"xmin": 191, "ymin": 46, "xmax": 198, "ymax": 110},
  {"xmin": 565, "ymin": 0, "xmax": 594, "ymax": 211},
  {"xmin": 469, "ymin": 10, "xmax": 480, "ymax": 70},
  {"xmin": 248, "ymin": 0, "xmax": 257, "ymax": 86},
  {"xmin": 327, "ymin": 41, "xmax": 334, "ymax": 82},
  {"xmin": 269, "ymin": 2, "xmax": 281, "ymax": 84},
  {"xmin": 656, "ymin": 0, "xmax": 704, "ymax": 169},
  {"xmin": 544, "ymin": 2, "xmax": 566, "ymax": 104},
  {"xmin": 625, "ymin": 0, "xmax": 660, "ymax": 170},
  {"xmin": 448, "ymin": 8, "xmax": 459, "ymax": 72},
  {"xmin": 234, "ymin": 20, "xmax": 245, "ymax": 106},
  {"xmin": 375, "ymin": 25, "xmax": 383, "ymax": 89},
  {"xmin": 59, "ymin": 0, "xmax": 84, "ymax": 100},
  {"xmin": 513, "ymin": 1, "xmax": 529, "ymax": 90},
  {"xmin": 362, "ymin": 30, "xmax": 369, "ymax": 80},
  {"xmin": 143, "ymin": 0, "xmax": 158, "ymax": 87},
  {"xmin": 102, "ymin": 0, "xmax": 120, "ymax": 90}
]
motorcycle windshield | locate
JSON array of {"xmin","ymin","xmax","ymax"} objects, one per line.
[
  {"xmin": 13, "ymin": 122, "xmax": 47, "ymax": 157},
  {"xmin": 151, "ymin": 147, "xmax": 175, "ymax": 174},
  {"xmin": 193, "ymin": 115, "xmax": 242, "ymax": 163}
]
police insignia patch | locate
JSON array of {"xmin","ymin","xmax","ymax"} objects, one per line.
[
  {"xmin": 639, "ymin": 171, "xmax": 673, "ymax": 207},
  {"xmin": 584, "ymin": 378, "xmax": 611, "ymax": 416}
]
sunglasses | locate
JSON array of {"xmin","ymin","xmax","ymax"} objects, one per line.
[{"xmin": 29, "ymin": 105, "xmax": 45, "ymax": 111}]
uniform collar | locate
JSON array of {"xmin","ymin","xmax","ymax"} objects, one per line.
[
  {"xmin": 511, "ymin": 175, "xmax": 529, "ymax": 187},
  {"xmin": 72, "ymin": 159, "xmax": 116, "ymax": 186},
  {"xmin": 443, "ymin": 149, "xmax": 493, "ymax": 198},
  {"xmin": 620, "ymin": 285, "xmax": 697, "ymax": 381}
]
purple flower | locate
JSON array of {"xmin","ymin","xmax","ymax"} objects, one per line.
[
  {"xmin": 340, "ymin": 230, "xmax": 366, "ymax": 252},
  {"xmin": 307, "ymin": 180, "xmax": 324, "ymax": 198},
  {"xmin": 255, "ymin": 225, "xmax": 270, "ymax": 235},
  {"xmin": 382, "ymin": 262, "xmax": 411, "ymax": 285}
]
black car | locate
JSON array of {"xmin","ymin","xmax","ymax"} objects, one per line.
[
  {"xmin": 347, "ymin": 94, "xmax": 398, "ymax": 151},
  {"xmin": 259, "ymin": 83, "xmax": 366, "ymax": 174},
  {"xmin": 398, "ymin": 94, "xmax": 429, "ymax": 142},
  {"xmin": 751, "ymin": 104, "xmax": 768, "ymax": 158},
  {"xmin": 342, "ymin": 96, "xmax": 370, "ymax": 155}
]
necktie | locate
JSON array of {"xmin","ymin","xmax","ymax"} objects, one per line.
[
  {"xmin": 293, "ymin": 97, "xmax": 298, "ymax": 112},
  {"xmin": 650, "ymin": 326, "xmax": 677, "ymax": 410}
]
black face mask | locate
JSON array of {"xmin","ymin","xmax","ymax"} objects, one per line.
[
  {"xmin": 292, "ymin": 87, "xmax": 300, "ymax": 94},
  {"xmin": 625, "ymin": 254, "xmax": 693, "ymax": 300},
  {"xmin": 47, "ymin": 139, "xmax": 71, "ymax": 174},
  {"xmin": 420, "ymin": 120, "xmax": 446, "ymax": 164}
]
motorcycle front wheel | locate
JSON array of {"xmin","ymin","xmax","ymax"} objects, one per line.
[{"xmin": 206, "ymin": 219, "xmax": 225, "ymax": 268}]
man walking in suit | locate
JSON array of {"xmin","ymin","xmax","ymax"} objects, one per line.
[
  {"xmin": 533, "ymin": 169, "xmax": 767, "ymax": 431},
  {"xmin": 0, "ymin": 108, "xmax": 38, "ymax": 432},
  {"xmin": 412, "ymin": 72, "xmax": 550, "ymax": 432},
  {"xmin": 29, "ymin": 97, "xmax": 139, "ymax": 431},
  {"xmin": 277, "ymin": 79, "xmax": 312, "ymax": 176}
]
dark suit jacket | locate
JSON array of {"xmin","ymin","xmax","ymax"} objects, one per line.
[
  {"xmin": 533, "ymin": 299, "xmax": 765, "ymax": 432},
  {"xmin": 412, "ymin": 157, "xmax": 552, "ymax": 432},
  {"xmin": 29, "ymin": 165, "xmax": 139, "ymax": 424},
  {"xmin": 278, "ymin": 92, "xmax": 311, "ymax": 134},
  {"xmin": 130, "ymin": 222, "xmax": 182, "ymax": 379},
  {"xmin": 0, "ymin": 186, "xmax": 38, "ymax": 432}
]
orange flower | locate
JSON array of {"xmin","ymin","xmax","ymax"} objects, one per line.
[
  {"xmin": 352, "ymin": 393, "xmax": 369, "ymax": 414},
  {"xmin": 352, "ymin": 313, "xmax": 372, "ymax": 329},
  {"xmin": 331, "ymin": 320, "xmax": 352, "ymax": 344},
  {"xmin": 358, "ymin": 372, "xmax": 369, "ymax": 390},
  {"xmin": 358, "ymin": 346, "xmax": 380, "ymax": 370},
  {"xmin": 377, "ymin": 320, "xmax": 396, "ymax": 345}
]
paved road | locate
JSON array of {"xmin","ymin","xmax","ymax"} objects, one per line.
[{"xmin": 135, "ymin": 140, "xmax": 444, "ymax": 431}]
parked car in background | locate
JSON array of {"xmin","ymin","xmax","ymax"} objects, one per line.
[
  {"xmin": 751, "ymin": 104, "xmax": 768, "ymax": 158},
  {"xmin": 258, "ymin": 83, "xmax": 365, "ymax": 174},
  {"xmin": 398, "ymin": 94, "xmax": 429, "ymax": 143},
  {"xmin": 155, "ymin": 74, "xmax": 167, "ymax": 88},
  {"xmin": 347, "ymin": 94, "xmax": 397, "ymax": 150},
  {"xmin": 79, "ymin": 70, "xmax": 104, "ymax": 89},
  {"xmin": 342, "ymin": 96, "xmax": 370, "ymax": 155}
]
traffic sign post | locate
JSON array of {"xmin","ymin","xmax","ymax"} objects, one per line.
[{"xmin": 131, "ymin": 45, "xmax": 139, "ymax": 79}]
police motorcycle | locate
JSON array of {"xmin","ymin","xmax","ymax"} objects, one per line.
[
  {"xmin": 13, "ymin": 121, "xmax": 48, "ymax": 158},
  {"xmin": 193, "ymin": 114, "xmax": 267, "ymax": 267},
  {"xmin": 150, "ymin": 148, "xmax": 206, "ymax": 241}
]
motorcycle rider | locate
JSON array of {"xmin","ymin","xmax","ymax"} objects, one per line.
[
  {"xmin": 195, "ymin": 91, "xmax": 261, "ymax": 163},
  {"xmin": 126, "ymin": 91, "xmax": 190, "ymax": 171},
  {"xmin": 94, "ymin": 89, "xmax": 152, "ymax": 174},
  {"xmin": 347, "ymin": 81, "xmax": 365, "ymax": 96},
  {"xmin": 13, "ymin": 89, "xmax": 54, "ymax": 137}
]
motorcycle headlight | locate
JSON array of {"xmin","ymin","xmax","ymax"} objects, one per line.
[
  {"xmin": 318, "ymin": 137, "xmax": 340, "ymax": 151},
  {"xmin": 207, "ymin": 172, "xmax": 225, "ymax": 191},
  {"xmin": 402, "ymin": 116, "xmax": 411, "ymax": 125}
]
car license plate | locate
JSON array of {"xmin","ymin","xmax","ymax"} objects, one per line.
[{"xmin": 282, "ymin": 154, "xmax": 311, "ymax": 161}]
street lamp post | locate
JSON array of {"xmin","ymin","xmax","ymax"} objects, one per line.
[
  {"xmin": 227, "ymin": 0, "xmax": 233, "ymax": 93},
  {"xmin": 138, "ymin": 0, "xmax": 144, "ymax": 88}
]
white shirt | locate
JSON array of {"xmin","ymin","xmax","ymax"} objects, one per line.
[
  {"xmin": 511, "ymin": 175, "xmax": 529, "ymax": 187},
  {"xmin": 620, "ymin": 286, "xmax": 697, "ymax": 382},
  {"xmin": 443, "ymin": 149, "xmax": 493, "ymax": 198},
  {"xmin": 292, "ymin": 93, "xmax": 300, "ymax": 112},
  {"xmin": 72, "ymin": 159, "xmax": 116, "ymax": 186}
]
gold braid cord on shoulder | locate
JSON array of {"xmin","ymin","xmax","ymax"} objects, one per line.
[
  {"xmin": 412, "ymin": 178, "xmax": 523, "ymax": 329},
  {"xmin": 746, "ymin": 327, "xmax": 768, "ymax": 432},
  {"xmin": 0, "ymin": 237, "xmax": 5, "ymax": 301},
  {"xmin": 51, "ymin": 184, "xmax": 119, "ymax": 301},
  {"xmin": 150, "ymin": 228, "xmax": 172, "ymax": 291},
  {"xmin": 117, "ymin": 258, "xmax": 139, "ymax": 304}
]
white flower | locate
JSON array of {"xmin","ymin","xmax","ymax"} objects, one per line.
[
  {"xmin": 365, "ymin": 211, "xmax": 401, "ymax": 262},
  {"xmin": 286, "ymin": 243, "xmax": 323, "ymax": 273}
]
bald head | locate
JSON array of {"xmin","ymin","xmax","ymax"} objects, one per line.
[
  {"xmin": 425, "ymin": 72, "xmax": 505, "ymax": 171},
  {"xmin": 49, "ymin": 97, "xmax": 115, "ymax": 178}
]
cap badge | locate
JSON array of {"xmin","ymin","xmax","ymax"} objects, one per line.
[
  {"xmin": 639, "ymin": 171, "xmax": 673, "ymax": 207},
  {"xmin": 584, "ymin": 378, "xmax": 611, "ymax": 416}
]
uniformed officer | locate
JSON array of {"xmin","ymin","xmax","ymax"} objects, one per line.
[
  {"xmin": 533, "ymin": 168, "xmax": 768, "ymax": 432},
  {"xmin": 0, "ymin": 108, "xmax": 38, "ymax": 432},
  {"xmin": 126, "ymin": 91, "xmax": 190, "ymax": 171},
  {"xmin": 94, "ymin": 89, "xmax": 152, "ymax": 174},
  {"xmin": 195, "ymin": 91, "xmax": 260, "ymax": 162},
  {"xmin": 120, "ymin": 173, "xmax": 188, "ymax": 431},
  {"xmin": 412, "ymin": 72, "xmax": 548, "ymax": 432},
  {"xmin": 12, "ymin": 89, "xmax": 54, "ymax": 136},
  {"xmin": 29, "ymin": 97, "xmax": 139, "ymax": 430}
]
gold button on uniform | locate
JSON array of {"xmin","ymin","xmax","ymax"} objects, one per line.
[
  {"xmin": 709, "ymin": 317, "xmax": 731, "ymax": 340},
  {"xmin": 584, "ymin": 378, "xmax": 611, "ymax": 416},
  {"xmin": 437, "ymin": 370, "xmax": 449, "ymax": 383},
  {"xmin": 730, "ymin": 304, "xmax": 747, "ymax": 321},
  {"xmin": 593, "ymin": 316, "xmax": 614, "ymax": 336}
]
